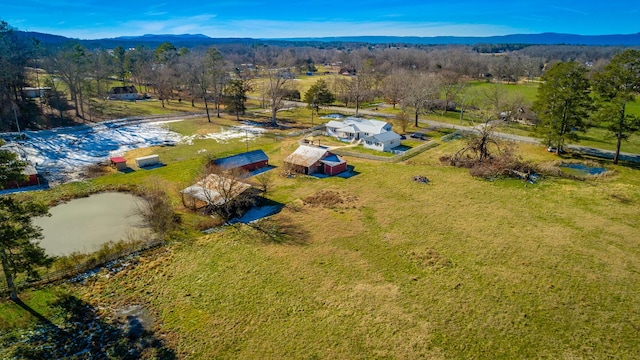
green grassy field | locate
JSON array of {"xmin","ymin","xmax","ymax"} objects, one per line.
[{"xmin": 2, "ymin": 113, "xmax": 640, "ymax": 358}]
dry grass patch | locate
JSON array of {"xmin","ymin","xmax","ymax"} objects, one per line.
[
  {"xmin": 303, "ymin": 189, "xmax": 359, "ymax": 209},
  {"xmin": 6, "ymin": 129, "xmax": 640, "ymax": 358},
  {"xmin": 407, "ymin": 248, "xmax": 451, "ymax": 270}
]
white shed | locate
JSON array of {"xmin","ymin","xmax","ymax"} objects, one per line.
[{"xmin": 135, "ymin": 155, "xmax": 160, "ymax": 168}]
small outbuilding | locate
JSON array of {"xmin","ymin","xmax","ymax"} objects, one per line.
[
  {"xmin": 180, "ymin": 173, "xmax": 253, "ymax": 210},
  {"xmin": 284, "ymin": 145, "xmax": 347, "ymax": 176},
  {"xmin": 109, "ymin": 157, "xmax": 127, "ymax": 171},
  {"xmin": 108, "ymin": 85, "xmax": 139, "ymax": 100},
  {"xmin": 0, "ymin": 148, "xmax": 40, "ymax": 190},
  {"xmin": 135, "ymin": 155, "xmax": 160, "ymax": 168},
  {"xmin": 212, "ymin": 149, "xmax": 269, "ymax": 172},
  {"xmin": 21, "ymin": 87, "xmax": 51, "ymax": 99},
  {"xmin": 22, "ymin": 164, "xmax": 39, "ymax": 187}
]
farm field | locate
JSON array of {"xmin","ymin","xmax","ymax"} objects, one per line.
[{"xmin": 2, "ymin": 114, "xmax": 640, "ymax": 359}]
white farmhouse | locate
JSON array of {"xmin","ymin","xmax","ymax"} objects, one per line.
[
  {"xmin": 325, "ymin": 117, "xmax": 391, "ymax": 140},
  {"xmin": 325, "ymin": 117, "xmax": 401, "ymax": 151},
  {"xmin": 363, "ymin": 131, "xmax": 402, "ymax": 152}
]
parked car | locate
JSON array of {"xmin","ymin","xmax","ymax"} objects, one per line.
[
  {"xmin": 411, "ymin": 132, "xmax": 428, "ymax": 140},
  {"xmin": 547, "ymin": 146, "xmax": 566, "ymax": 154}
]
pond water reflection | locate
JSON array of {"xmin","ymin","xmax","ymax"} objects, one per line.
[
  {"xmin": 560, "ymin": 163, "xmax": 607, "ymax": 176},
  {"xmin": 34, "ymin": 192, "xmax": 148, "ymax": 256}
]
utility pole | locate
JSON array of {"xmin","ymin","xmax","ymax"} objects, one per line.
[{"xmin": 12, "ymin": 102, "xmax": 20, "ymax": 133}]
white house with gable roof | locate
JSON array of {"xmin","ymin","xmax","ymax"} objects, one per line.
[
  {"xmin": 363, "ymin": 131, "xmax": 402, "ymax": 152},
  {"xmin": 325, "ymin": 117, "xmax": 401, "ymax": 151}
]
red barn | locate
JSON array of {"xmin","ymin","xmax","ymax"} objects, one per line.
[
  {"xmin": 284, "ymin": 145, "xmax": 347, "ymax": 176},
  {"xmin": 212, "ymin": 150, "xmax": 269, "ymax": 172},
  {"xmin": 321, "ymin": 154, "xmax": 348, "ymax": 176}
]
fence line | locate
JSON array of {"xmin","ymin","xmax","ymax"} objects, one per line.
[
  {"xmin": 0, "ymin": 239, "xmax": 165, "ymax": 294},
  {"xmin": 332, "ymin": 140, "xmax": 439, "ymax": 163}
]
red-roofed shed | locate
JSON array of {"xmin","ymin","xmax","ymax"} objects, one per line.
[{"xmin": 110, "ymin": 157, "xmax": 127, "ymax": 171}]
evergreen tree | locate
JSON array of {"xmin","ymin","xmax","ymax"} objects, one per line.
[
  {"xmin": 0, "ymin": 196, "xmax": 51, "ymax": 300},
  {"xmin": 304, "ymin": 79, "xmax": 335, "ymax": 113},
  {"xmin": 592, "ymin": 50, "xmax": 640, "ymax": 164},
  {"xmin": 0, "ymin": 141, "xmax": 27, "ymax": 189},
  {"xmin": 533, "ymin": 62, "xmax": 592, "ymax": 153}
]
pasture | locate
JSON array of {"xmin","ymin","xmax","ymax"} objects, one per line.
[{"xmin": 2, "ymin": 114, "xmax": 640, "ymax": 359}]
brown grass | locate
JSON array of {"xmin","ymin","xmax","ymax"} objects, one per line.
[{"xmin": 4, "ymin": 131, "xmax": 640, "ymax": 359}]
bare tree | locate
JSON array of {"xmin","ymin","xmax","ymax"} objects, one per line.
[
  {"xmin": 124, "ymin": 45, "xmax": 154, "ymax": 94},
  {"xmin": 439, "ymin": 70, "xmax": 464, "ymax": 115},
  {"xmin": 180, "ymin": 47, "xmax": 224, "ymax": 122},
  {"xmin": 264, "ymin": 69, "xmax": 291, "ymax": 126},
  {"xmin": 382, "ymin": 69, "xmax": 409, "ymax": 109},
  {"xmin": 49, "ymin": 43, "xmax": 89, "ymax": 119},
  {"xmin": 150, "ymin": 64, "xmax": 177, "ymax": 108},
  {"xmin": 136, "ymin": 179, "xmax": 177, "ymax": 239},
  {"xmin": 503, "ymin": 93, "xmax": 528, "ymax": 123},
  {"xmin": 211, "ymin": 63, "xmax": 229, "ymax": 118},
  {"xmin": 456, "ymin": 87, "xmax": 478, "ymax": 125},
  {"xmin": 183, "ymin": 163, "xmax": 256, "ymax": 223},
  {"xmin": 352, "ymin": 68, "xmax": 377, "ymax": 117},
  {"xmin": 393, "ymin": 111, "xmax": 410, "ymax": 134},
  {"xmin": 42, "ymin": 76, "xmax": 69, "ymax": 121},
  {"xmin": 481, "ymin": 84, "xmax": 509, "ymax": 121},
  {"xmin": 255, "ymin": 171, "xmax": 274, "ymax": 194},
  {"xmin": 402, "ymin": 72, "xmax": 441, "ymax": 127},
  {"xmin": 87, "ymin": 49, "xmax": 114, "ymax": 100}
]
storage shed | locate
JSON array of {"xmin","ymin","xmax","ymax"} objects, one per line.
[
  {"xmin": 180, "ymin": 174, "xmax": 253, "ymax": 210},
  {"xmin": 22, "ymin": 164, "xmax": 39, "ymax": 186},
  {"xmin": 212, "ymin": 149, "xmax": 269, "ymax": 172},
  {"xmin": 109, "ymin": 157, "xmax": 127, "ymax": 171},
  {"xmin": 135, "ymin": 155, "xmax": 160, "ymax": 168},
  {"xmin": 321, "ymin": 154, "xmax": 348, "ymax": 176},
  {"xmin": 108, "ymin": 85, "xmax": 139, "ymax": 100},
  {"xmin": 21, "ymin": 87, "xmax": 51, "ymax": 99}
]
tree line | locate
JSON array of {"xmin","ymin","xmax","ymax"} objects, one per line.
[
  {"xmin": 3, "ymin": 18, "xmax": 637, "ymax": 131},
  {"xmin": 2, "ymin": 17, "xmax": 640, "ymax": 301}
]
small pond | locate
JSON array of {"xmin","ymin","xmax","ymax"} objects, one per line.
[
  {"xmin": 34, "ymin": 192, "xmax": 149, "ymax": 256},
  {"xmin": 560, "ymin": 163, "xmax": 608, "ymax": 176}
]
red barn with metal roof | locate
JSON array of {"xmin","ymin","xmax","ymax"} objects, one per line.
[{"xmin": 212, "ymin": 150, "xmax": 269, "ymax": 172}]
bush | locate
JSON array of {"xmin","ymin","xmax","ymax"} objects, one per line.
[
  {"xmin": 442, "ymin": 143, "xmax": 536, "ymax": 180},
  {"xmin": 136, "ymin": 179, "xmax": 178, "ymax": 238}
]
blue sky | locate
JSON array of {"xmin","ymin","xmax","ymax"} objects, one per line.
[{"xmin": 2, "ymin": 1, "xmax": 639, "ymax": 39}]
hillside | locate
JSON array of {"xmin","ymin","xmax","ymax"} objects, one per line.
[{"xmin": 17, "ymin": 31, "xmax": 640, "ymax": 49}]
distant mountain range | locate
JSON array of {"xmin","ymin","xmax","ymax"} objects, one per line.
[
  {"xmin": 282, "ymin": 33, "xmax": 640, "ymax": 46},
  {"xmin": 17, "ymin": 31, "xmax": 640, "ymax": 48},
  {"xmin": 112, "ymin": 34, "xmax": 212, "ymax": 41}
]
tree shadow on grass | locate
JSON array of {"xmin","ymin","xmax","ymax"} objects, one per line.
[
  {"xmin": 240, "ymin": 207, "xmax": 310, "ymax": 246},
  {"xmin": 9, "ymin": 294, "xmax": 176, "ymax": 359},
  {"xmin": 11, "ymin": 297, "xmax": 58, "ymax": 329}
]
